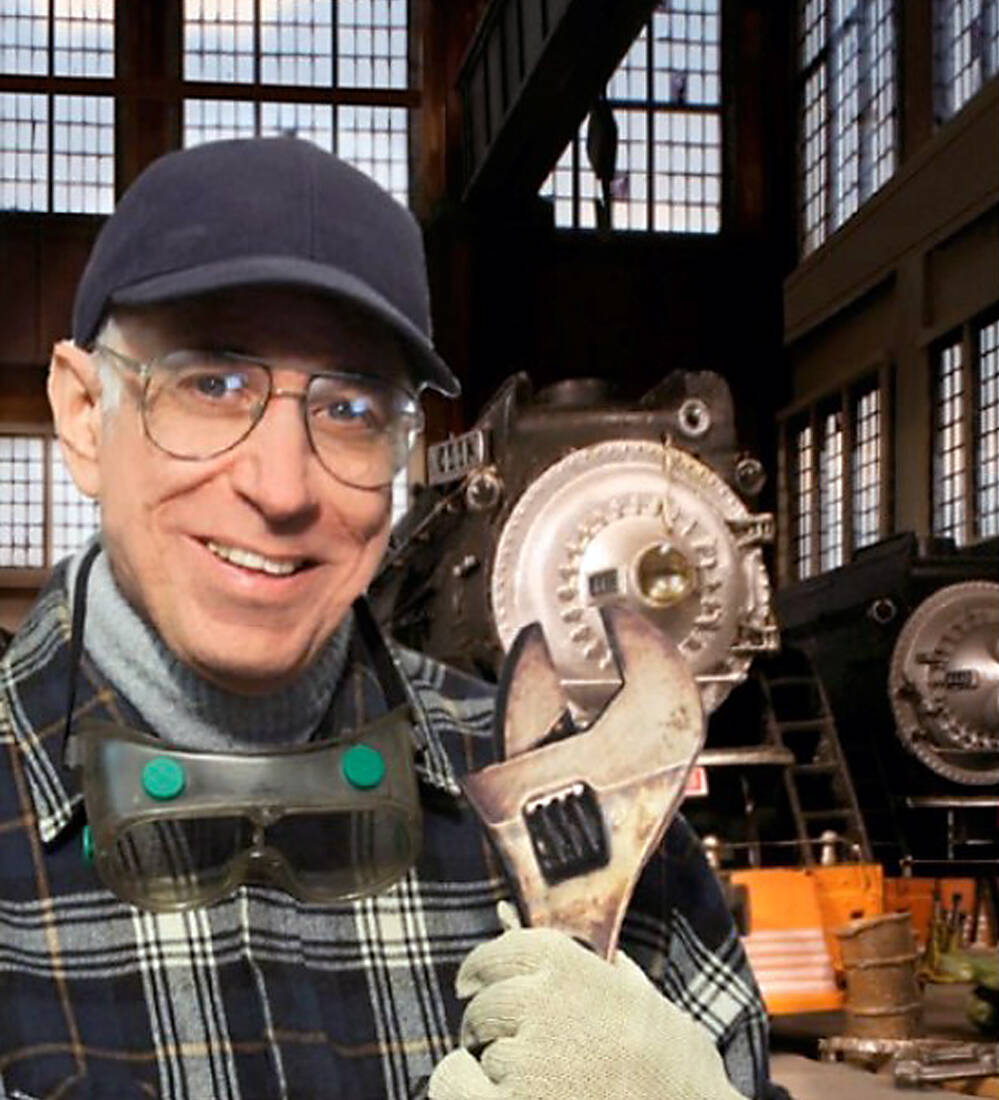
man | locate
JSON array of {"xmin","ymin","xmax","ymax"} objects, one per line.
[{"xmin": 0, "ymin": 137, "xmax": 774, "ymax": 1099}]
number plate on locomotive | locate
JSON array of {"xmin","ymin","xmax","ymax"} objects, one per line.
[{"xmin": 427, "ymin": 429, "xmax": 488, "ymax": 485}]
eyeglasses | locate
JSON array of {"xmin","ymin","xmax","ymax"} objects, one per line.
[{"xmin": 94, "ymin": 344, "xmax": 423, "ymax": 490}]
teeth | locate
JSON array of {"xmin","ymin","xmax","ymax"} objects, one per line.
[{"xmin": 206, "ymin": 540, "xmax": 303, "ymax": 576}]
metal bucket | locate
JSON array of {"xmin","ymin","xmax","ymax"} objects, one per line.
[{"xmin": 835, "ymin": 912, "xmax": 922, "ymax": 1038}]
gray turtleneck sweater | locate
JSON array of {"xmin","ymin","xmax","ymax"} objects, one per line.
[{"xmin": 68, "ymin": 541, "xmax": 352, "ymax": 749}]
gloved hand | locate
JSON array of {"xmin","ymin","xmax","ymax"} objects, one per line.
[{"xmin": 428, "ymin": 906, "xmax": 747, "ymax": 1100}]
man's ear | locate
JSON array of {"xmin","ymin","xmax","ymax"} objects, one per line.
[{"xmin": 47, "ymin": 340, "xmax": 103, "ymax": 499}]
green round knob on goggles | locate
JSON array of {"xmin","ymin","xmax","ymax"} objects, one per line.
[
  {"xmin": 341, "ymin": 744, "xmax": 386, "ymax": 790},
  {"xmin": 142, "ymin": 756, "xmax": 187, "ymax": 801}
]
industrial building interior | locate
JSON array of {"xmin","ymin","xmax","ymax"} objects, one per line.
[{"xmin": 0, "ymin": 0, "xmax": 997, "ymax": 1096}]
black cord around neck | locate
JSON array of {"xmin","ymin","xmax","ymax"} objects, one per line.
[{"xmin": 60, "ymin": 540, "xmax": 102, "ymax": 767}]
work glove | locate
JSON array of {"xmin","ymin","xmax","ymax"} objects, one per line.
[{"xmin": 428, "ymin": 904, "xmax": 747, "ymax": 1100}]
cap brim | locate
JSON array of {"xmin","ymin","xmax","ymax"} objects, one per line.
[{"xmin": 108, "ymin": 255, "xmax": 460, "ymax": 398}]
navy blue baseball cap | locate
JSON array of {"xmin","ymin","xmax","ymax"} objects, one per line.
[{"xmin": 72, "ymin": 137, "xmax": 459, "ymax": 397}]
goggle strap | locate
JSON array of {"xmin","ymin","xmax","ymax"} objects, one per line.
[
  {"xmin": 351, "ymin": 597, "xmax": 407, "ymax": 713},
  {"xmin": 349, "ymin": 597, "xmax": 427, "ymax": 754},
  {"xmin": 62, "ymin": 539, "xmax": 102, "ymax": 769}
]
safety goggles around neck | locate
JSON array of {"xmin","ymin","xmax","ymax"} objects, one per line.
[{"xmin": 73, "ymin": 707, "xmax": 422, "ymax": 912}]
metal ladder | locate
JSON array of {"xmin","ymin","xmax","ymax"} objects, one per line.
[{"xmin": 756, "ymin": 647, "xmax": 872, "ymax": 867}]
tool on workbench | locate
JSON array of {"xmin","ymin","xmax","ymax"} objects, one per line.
[
  {"xmin": 461, "ymin": 604, "xmax": 705, "ymax": 960},
  {"xmin": 892, "ymin": 1041, "xmax": 997, "ymax": 1087}
]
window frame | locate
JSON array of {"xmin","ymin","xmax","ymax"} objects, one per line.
[
  {"xmin": 0, "ymin": 426, "xmax": 101, "ymax": 586},
  {"xmin": 0, "ymin": 0, "xmax": 117, "ymax": 213},
  {"xmin": 542, "ymin": 1, "xmax": 724, "ymax": 235},
  {"xmin": 778, "ymin": 365, "xmax": 893, "ymax": 584},
  {"xmin": 975, "ymin": 310, "xmax": 999, "ymax": 538},
  {"xmin": 796, "ymin": 0, "xmax": 899, "ymax": 257},
  {"xmin": 1, "ymin": 2, "xmax": 422, "ymax": 215},
  {"xmin": 180, "ymin": 1, "xmax": 419, "ymax": 207},
  {"xmin": 930, "ymin": 306, "xmax": 999, "ymax": 545},
  {"xmin": 932, "ymin": 0, "xmax": 999, "ymax": 125}
]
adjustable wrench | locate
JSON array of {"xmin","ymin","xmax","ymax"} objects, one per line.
[{"xmin": 461, "ymin": 605, "xmax": 705, "ymax": 960}]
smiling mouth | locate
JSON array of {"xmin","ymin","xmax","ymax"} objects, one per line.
[{"xmin": 204, "ymin": 539, "xmax": 313, "ymax": 577}]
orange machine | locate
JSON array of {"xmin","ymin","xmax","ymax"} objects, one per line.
[{"xmin": 731, "ymin": 866, "xmax": 980, "ymax": 1016}]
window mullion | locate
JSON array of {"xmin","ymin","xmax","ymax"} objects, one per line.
[
  {"xmin": 253, "ymin": 0, "xmax": 261, "ymax": 134},
  {"xmin": 645, "ymin": 18, "xmax": 653, "ymax": 232},
  {"xmin": 253, "ymin": 0, "xmax": 261, "ymax": 88},
  {"xmin": 988, "ymin": 0, "xmax": 999, "ymax": 81},
  {"xmin": 47, "ymin": 0, "xmax": 54, "ymax": 212},
  {"xmin": 824, "ymin": 0, "xmax": 835, "ymax": 237},
  {"xmin": 932, "ymin": 0, "xmax": 947, "ymax": 122},
  {"xmin": 332, "ymin": 0, "xmax": 339, "ymax": 87}
]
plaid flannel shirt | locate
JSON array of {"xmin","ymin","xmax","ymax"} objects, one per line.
[{"xmin": 0, "ymin": 564, "xmax": 772, "ymax": 1100}]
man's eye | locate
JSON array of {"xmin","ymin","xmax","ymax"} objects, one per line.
[
  {"xmin": 311, "ymin": 392, "xmax": 384, "ymax": 430},
  {"xmin": 326, "ymin": 398, "xmax": 371, "ymax": 421},
  {"xmin": 185, "ymin": 371, "xmax": 250, "ymax": 399}
]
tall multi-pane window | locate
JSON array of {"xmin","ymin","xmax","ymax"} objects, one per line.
[
  {"xmin": 50, "ymin": 443, "xmax": 100, "ymax": 561},
  {"xmin": 542, "ymin": 0, "xmax": 722, "ymax": 234},
  {"xmin": 184, "ymin": 1, "xmax": 407, "ymax": 88},
  {"xmin": 0, "ymin": 0, "xmax": 115, "ymax": 212},
  {"xmin": 181, "ymin": 0, "xmax": 412, "ymax": 206},
  {"xmin": 977, "ymin": 318, "xmax": 999, "ymax": 537},
  {"xmin": 0, "ymin": 435, "xmax": 100, "ymax": 569},
  {"xmin": 793, "ymin": 424, "xmax": 816, "ymax": 579},
  {"xmin": 798, "ymin": 0, "xmax": 897, "ymax": 255},
  {"xmin": 800, "ymin": 51, "xmax": 828, "ymax": 254},
  {"xmin": 819, "ymin": 410, "xmax": 845, "ymax": 570},
  {"xmin": 932, "ymin": 339, "xmax": 967, "ymax": 543},
  {"xmin": 0, "ymin": 436, "xmax": 45, "ymax": 568},
  {"xmin": 931, "ymin": 314, "xmax": 999, "ymax": 544},
  {"xmin": 933, "ymin": 0, "xmax": 999, "ymax": 122},
  {"xmin": 852, "ymin": 385, "xmax": 881, "ymax": 550},
  {"xmin": 784, "ymin": 374, "xmax": 889, "ymax": 582}
]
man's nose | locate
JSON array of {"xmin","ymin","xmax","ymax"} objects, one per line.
[{"xmin": 228, "ymin": 389, "xmax": 320, "ymax": 522}]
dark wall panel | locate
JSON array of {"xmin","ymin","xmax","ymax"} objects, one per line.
[
  {"xmin": 0, "ymin": 225, "xmax": 42, "ymax": 365},
  {"xmin": 440, "ymin": 218, "xmax": 788, "ymax": 476},
  {"xmin": 0, "ymin": 218, "xmax": 101, "ymax": 369}
]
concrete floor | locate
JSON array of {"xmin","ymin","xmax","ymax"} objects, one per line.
[{"xmin": 771, "ymin": 1053, "xmax": 903, "ymax": 1098}]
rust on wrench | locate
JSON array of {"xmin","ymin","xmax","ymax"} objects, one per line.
[{"xmin": 461, "ymin": 605, "xmax": 704, "ymax": 959}]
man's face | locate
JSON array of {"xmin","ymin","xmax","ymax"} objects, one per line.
[{"xmin": 92, "ymin": 287, "xmax": 407, "ymax": 693}]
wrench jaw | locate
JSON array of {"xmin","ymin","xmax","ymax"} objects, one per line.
[
  {"xmin": 494, "ymin": 622, "xmax": 568, "ymax": 758},
  {"xmin": 461, "ymin": 605, "xmax": 705, "ymax": 959}
]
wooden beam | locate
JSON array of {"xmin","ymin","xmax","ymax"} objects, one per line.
[{"xmin": 456, "ymin": 0, "xmax": 656, "ymax": 204}]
